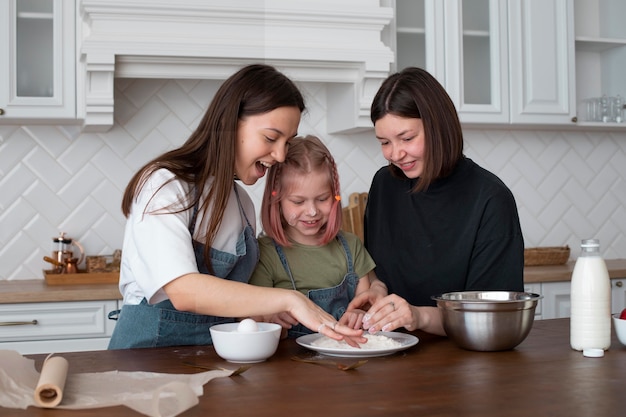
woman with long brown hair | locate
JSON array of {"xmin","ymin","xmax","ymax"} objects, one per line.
[{"xmin": 108, "ymin": 64, "xmax": 363, "ymax": 349}]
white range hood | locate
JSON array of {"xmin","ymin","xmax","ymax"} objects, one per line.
[{"xmin": 78, "ymin": 0, "xmax": 394, "ymax": 133}]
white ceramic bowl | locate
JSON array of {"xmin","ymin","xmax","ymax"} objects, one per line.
[
  {"xmin": 210, "ymin": 322, "xmax": 282, "ymax": 363},
  {"xmin": 612, "ymin": 314, "xmax": 626, "ymax": 346}
]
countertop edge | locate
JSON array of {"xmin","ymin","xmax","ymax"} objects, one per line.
[
  {"xmin": 1, "ymin": 258, "xmax": 625, "ymax": 304},
  {"xmin": 523, "ymin": 258, "xmax": 626, "ymax": 283},
  {"xmin": 0, "ymin": 280, "xmax": 121, "ymax": 304}
]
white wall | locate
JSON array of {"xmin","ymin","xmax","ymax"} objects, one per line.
[{"xmin": 1, "ymin": 78, "xmax": 625, "ymax": 280}]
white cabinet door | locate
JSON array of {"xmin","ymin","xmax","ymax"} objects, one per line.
[
  {"xmin": 541, "ymin": 281, "xmax": 571, "ymax": 319},
  {"xmin": 0, "ymin": 0, "xmax": 75, "ymax": 121},
  {"xmin": 509, "ymin": 0, "xmax": 576, "ymax": 124},
  {"xmin": 540, "ymin": 278, "xmax": 622, "ymax": 319},
  {"xmin": 394, "ymin": 0, "xmax": 445, "ymax": 83},
  {"xmin": 396, "ymin": 0, "xmax": 509, "ymax": 122},
  {"xmin": 395, "ymin": 0, "xmax": 576, "ymax": 126},
  {"xmin": 573, "ymin": 0, "xmax": 626, "ymax": 128},
  {"xmin": 444, "ymin": 0, "xmax": 509, "ymax": 123},
  {"xmin": 612, "ymin": 278, "xmax": 626, "ymax": 315},
  {"xmin": 525, "ymin": 283, "xmax": 542, "ymax": 319}
]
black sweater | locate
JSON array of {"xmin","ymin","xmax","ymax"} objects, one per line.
[{"xmin": 365, "ymin": 157, "xmax": 524, "ymax": 307}]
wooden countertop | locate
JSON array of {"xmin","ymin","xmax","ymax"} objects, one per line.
[
  {"xmin": 1, "ymin": 258, "xmax": 625, "ymax": 304},
  {"xmin": 0, "ymin": 279, "xmax": 121, "ymax": 304},
  {"xmin": 523, "ymin": 258, "xmax": 626, "ymax": 283},
  {"xmin": 6, "ymin": 318, "xmax": 625, "ymax": 417}
]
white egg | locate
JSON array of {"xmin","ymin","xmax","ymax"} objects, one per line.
[{"xmin": 237, "ymin": 318, "xmax": 259, "ymax": 333}]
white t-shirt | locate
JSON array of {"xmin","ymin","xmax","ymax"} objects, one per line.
[{"xmin": 119, "ymin": 169, "xmax": 256, "ymax": 305}]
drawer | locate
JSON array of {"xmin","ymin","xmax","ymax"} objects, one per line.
[{"xmin": 0, "ymin": 300, "xmax": 118, "ymax": 342}]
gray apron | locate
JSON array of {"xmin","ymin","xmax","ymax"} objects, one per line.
[
  {"xmin": 273, "ymin": 232, "xmax": 359, "ymax": 338},
  {"xmin": 108, "ymin": 186, "xmax": 259, "ymax": 349}
]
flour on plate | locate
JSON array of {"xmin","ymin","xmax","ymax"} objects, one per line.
[{"xmin": 311, "ymin": 333, "xmax": 403, "ymax": 350}]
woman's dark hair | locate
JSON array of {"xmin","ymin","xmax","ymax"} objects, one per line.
[
  {"xmin": 121, "ymin": 64, "xmax": 306, "ymax": 273},
  {"xmin": 370, "ymin": 67, "xmax": 463, "ymax": 192}
]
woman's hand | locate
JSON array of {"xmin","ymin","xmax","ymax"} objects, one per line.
[
  {"xmin": 287, "ymin": 291, "xmax": 365, "ymax": 346},
  {"xmin": 361, "ymin": 295, "xmax": 416, "ymax": 333},
  {"xmin": 361, "ymin": 295, "xmax": 446, "ymax": 336}
]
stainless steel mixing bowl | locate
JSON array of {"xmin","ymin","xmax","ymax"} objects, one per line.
[{"xmin": 432, "ymin": 291, "xmax": 543, "ymax": 352}]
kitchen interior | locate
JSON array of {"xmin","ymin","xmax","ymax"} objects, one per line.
[
  {"xmin": 0, "ymin": 0, "xmax": 626, "ymax": 344},
  {"xmin": 0, "ymin": 0, "xmax": 625, "ymax": 369},
  {"xmin": 1, "ymin": 1, "xmax": 626, "ymax": 416}
]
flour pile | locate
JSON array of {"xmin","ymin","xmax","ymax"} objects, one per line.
[{"xmin": 311, "ymin": 333, "xmax": 403, "ymax": 350}]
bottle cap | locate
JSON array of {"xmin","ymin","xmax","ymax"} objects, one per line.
[
  {"xmin": 581, "ymin": 239, "xmax": 599, "ymax": 248},
  {"xmin": 583, "ymin": 348, "xmax": 604, "ymax": 358}
]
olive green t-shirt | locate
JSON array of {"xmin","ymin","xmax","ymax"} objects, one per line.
[{"xmin": 249, "ymin": 232, "xmax": 375, "ymax": 295}]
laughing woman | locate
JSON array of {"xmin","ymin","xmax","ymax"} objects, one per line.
[{"xmin": 108, "ymin": 64, "xmax": 363, "ymax": 349}]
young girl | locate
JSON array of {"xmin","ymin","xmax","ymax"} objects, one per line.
[{"xmin": 249, "ymin": 135, "xmax": 375, "ymax": 337}]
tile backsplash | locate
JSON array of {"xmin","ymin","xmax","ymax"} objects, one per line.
[{"xmin": 1, "ymin": 78, "xmax": 625, "ymax": 280}]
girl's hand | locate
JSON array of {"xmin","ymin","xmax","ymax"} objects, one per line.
[
  {"xmin": 268, "ymin": 311, "xmax": 299, "ymax": 329},
  {"xmin": 346, "ymin": 281, "xmax": 388, "ymax": 312},
  {"xmin": 338, "ymin": 309, "xmax": 368, "ymax": 329}
]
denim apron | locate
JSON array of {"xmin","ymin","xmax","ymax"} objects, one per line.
[
  {"xmin": 108, "ymin": 186, "xmax": 259, "ymax": 349},
  {"xmin": 274, "ymin": 232, "xmax": 359, "ymax": 338}
]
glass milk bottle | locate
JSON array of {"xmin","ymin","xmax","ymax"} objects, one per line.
[{"xmin": 570, "ymin": 239, "xmax": 611, "ymax": 351}]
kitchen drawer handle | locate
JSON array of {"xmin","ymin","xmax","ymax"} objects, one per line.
[
  {"xmin": 616, "ymin": 281, "xmax": 623, "ymax": 288},
  {"xmin": 0, "ymin": 320, "xmax": 38, "ymax": 326}
]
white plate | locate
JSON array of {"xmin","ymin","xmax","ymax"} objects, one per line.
[{"xmin": 296, "ymin": 332, "xmax": 419, "ymax": 358}]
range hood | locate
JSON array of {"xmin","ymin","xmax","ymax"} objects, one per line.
[{"xmin": 78, "ymin": 0, "xmax": 394, "ymax": 133}]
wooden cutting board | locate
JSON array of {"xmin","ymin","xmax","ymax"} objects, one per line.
[{"xmin": 43, "ymin": 270, "xmax": 119, "ymax": 285}]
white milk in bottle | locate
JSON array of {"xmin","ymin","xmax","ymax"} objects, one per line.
[{"xmin": 570, "ymin": 239, "xmax": 611, "ymax": 351}]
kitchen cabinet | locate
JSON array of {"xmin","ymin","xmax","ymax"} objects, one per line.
[
  {"xmin": 539, "ymin": 278, "xmax": 626, "ymax": 320},
  {"xmin": 393, "ymin": 0, "xmax": 444, "ymax": 83},
  {"xmin": 0, "ymin": 0, "xmax": 75, "ymax": 121},
  {"xmin": 524, "ymin": 283, "xmax": 542, "ymax": 318},
  {"xmin": 508, "ymin": 0, "xmax": 575, "ymax": 124},
  {"xmin": 573, "ymin": 0, "xmax": 626, "ymax": 127},
  {"xmin": 613, "ymin": 278, "xmax": 626, "ymax": 314},
  {"xmin": 0, "ymin": 300, "xmax": 118, "ymax": 354},
  {"xmin": 444, "ymin": 0, "xmax": 510, "ymax": 124},
  {"xmin": 394, "ymin": 0, "xmax": 575, "ymax": 125},
  {"xmin": 539, "ymin": 281, "xmax": 571, "ymax": 320}
]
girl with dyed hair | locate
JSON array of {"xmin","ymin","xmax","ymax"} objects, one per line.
[{"xmin": 250, "ymin": 135, "xmax": 376, "ymax": 337}]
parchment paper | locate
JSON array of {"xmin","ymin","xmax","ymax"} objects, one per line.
[
  {"xmin": 34, "ymin": 354, "xmax": 69, "ymax": 407},
  {"xmin": 0, "ymin": 350, "xmax": 231, "ymax": 417}
]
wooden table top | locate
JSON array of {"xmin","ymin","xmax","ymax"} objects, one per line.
[
  {"xmin": 523, "ymin": 258, "xmax": 626, "ymax": 283},
  {"xmin": 0, "ymin": 280, "xmax": 121, "ymax": 304},
  {"xmin": 5, "ymin": 318, "xmax": 625, "ymax": 417}
]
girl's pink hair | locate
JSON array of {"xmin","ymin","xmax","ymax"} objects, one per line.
[{"xmin": 261, "ymin": 135, "xmax": 342, "ymax": 247}]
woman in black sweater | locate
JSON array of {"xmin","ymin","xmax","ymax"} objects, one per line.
[{"xmin": 345, "ymin": 67, "xmax": 524, "ymax": 336}]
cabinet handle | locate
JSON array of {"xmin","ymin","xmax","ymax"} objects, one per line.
[
  {"xmin": 0, "ymin": 320, "xmax": 38, "ymax": 326},
  {"xmin": 0, "ymin": 108, "xmax": 4, "ymax": 116},
  {"xmin": 616, "ymin": 281, "xmax": 623, "ymax": 288}
]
